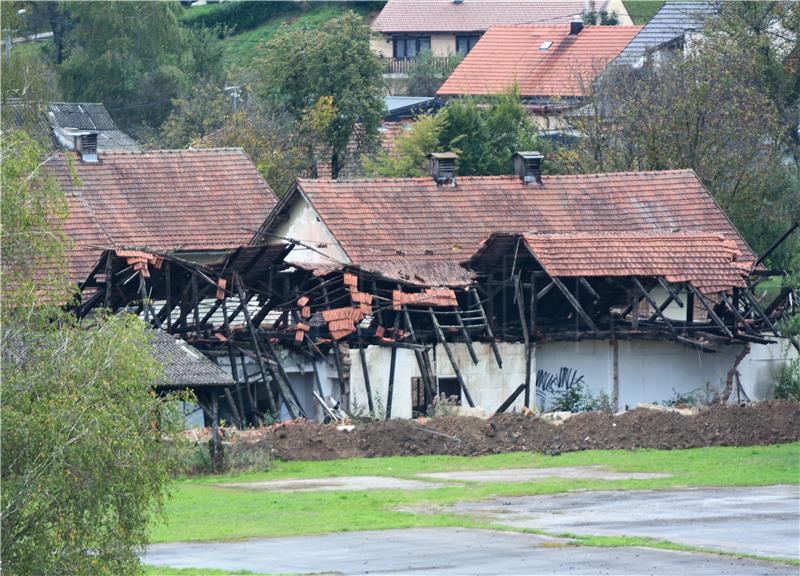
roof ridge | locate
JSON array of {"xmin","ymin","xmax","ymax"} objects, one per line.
[{"xmin": 95, "ymin": 147, "xmax": 247, "ymax": 155}]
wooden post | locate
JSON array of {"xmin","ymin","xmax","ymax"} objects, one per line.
[
  {"xmin": 454, "ymin": 308, "xmax": 479, "ymax": 365},
  {"xmin": 223, "ymin": 387, "xmax": 243, "ymax": 429},
  {"xmin": 429, "ymin": 308, "xmax": 474, "ymax": 408},
  {"xmin": 551, "ymin": 277, "xmax": 601, "ymax": 335},
  {"xmin": 165, "ymin": 260, "xmax": 172, "ymax": 330},
  {"xmin": 686, "ymin": 290, "xmax": 695, "ymax": 323},
  {"xmin": 632, "ymin": 277, "xmax": 676, "ymax": 334},
  {"xmin": 232, "ymin": 273, "xmax": 279, "ymax": 416},
  {"xmin": 470, "ymin": 288, "xmax": 502, "ymax": 368},
  {"xmin": 104, "ymin": 251, "xmax": 114, "ymax": 308},
  {"xmin": 515, "ymin": 274, "xmax": 532, "ymax": 408},
  {"xmin": 687, "ymin": 284, "xmax": 733, "ymax": 338},
  {"xmin": 612, "ymin": 337, "xmax": 619, "ymax": 412},
  {"xmin": 322, "ymin": 284, "xmax": 346, "ymax": 393},
  {"xmin": 211, "ymin": 392, "xmax": 221, "ymax": 472},
  {"xmin": 356, "ymin": 324, "xmax": 375, "ymax": 416},
  {"xmin": 221, "ymin": 298, "xmax": 247, "ymax": 425},
  {"xmin": 495, "ymin": 383, "xmax": 526, "ymax": 414},
  {"xmin": 385, "ymin": 312, "xmax": 401, "ymax": 420}
]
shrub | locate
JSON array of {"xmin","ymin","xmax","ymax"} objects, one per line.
[
  {"xmin": 181, "ymin": 1, "xmax": 300, "ymax": 33},
  {"xmin": 775, "ymin": 358, "xmax": 800, "ymax": 401}
]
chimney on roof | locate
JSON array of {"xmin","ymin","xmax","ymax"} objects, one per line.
[
  {"xmin": 74, "ymin": 131, "xmax": 99, "ymax": 163},
  {"xmin": 514, "ymin": 151, "xmax": 544, "ymax": 185},
  {"xmin": 570, "ymin": 20, "xmax": 584, "ymax": 35},
  {"xmin": 429, "ymin": 152, "xmax": 458, "ymax": 185},
  {"xmin": 452, "ymin": 0, "xmax": 464, "ymax": 4}
]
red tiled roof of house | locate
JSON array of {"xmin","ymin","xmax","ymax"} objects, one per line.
[
  {"xmin": 521, "ymin": 231, "xmax": 747, "ymax": 294},
  {"xmin": 438, "ymin": 24, "xmax": 642, "ymax": 97},
  {"xmin": 372, "ymin": 0, "xmax": 585, "ymax": 33},
  {"xmin": 45, "ymin": 148, "xmax": 278, "ymax": 283},
  {"xmin": 286, "ymin": 170, "xmax": 754, "ymax": 286}
]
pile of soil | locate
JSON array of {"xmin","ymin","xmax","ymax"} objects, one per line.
[{"xmin": 223, "ymin": 401, "xmax": 800, "ymax": 461}]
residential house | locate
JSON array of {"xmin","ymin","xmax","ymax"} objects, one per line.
[
  {"xmin": 614, "ymin": 1, "xmax": 716, "ymax": 68},
  {"xmin": 437, "ymin": 22, "xmax": 641, "ymax": 129},
  {"xmin": 371, "ymin": 0, "xmax": 596, "ymax": 75}
]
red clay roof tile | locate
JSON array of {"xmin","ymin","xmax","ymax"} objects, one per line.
[
  {"xmin": 294, "ymin": 170, "xmax": 754, "ymax": 286},
  {"xmin": 372, "ymin": 0, "xmax": 585, "ymax": 33},
  {"xmin": 438, "ymin": 24, "xmax": 641, "ymax": 97},
  {"xmin": 46, "ymin": 148, "xmax": 278, "ymax": 284}
]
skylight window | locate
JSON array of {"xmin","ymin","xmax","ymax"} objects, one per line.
[{"xmin": 539, "ymin": 41, "xmax": 553, "ymax": 51}]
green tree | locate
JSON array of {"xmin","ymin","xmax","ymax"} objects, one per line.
[
  {"xmin": 50, "ymin": 2, "xmax": 226, "ymax": 134},
  {"xmin": 556, "ymin": 10, "xmax": 799, "ymax": 265},
  {"xmin": 405, "ymin": 50, "xmax": 463, "ymax": 96},
  {"xmin": 365, "ymin": 89, "xmax": 545, "ymax": 177},
  {"xmin": 259, "ymin": 11, "xmax": 385, "ymax": 178},
  {"xmin": 363, "ymin": 114, "xmax": 444, "ymax": 177},
  {"xmin": 1, "ymin": 132, "xmax": 183, "ymax": 575},
  {"xmin": 157, "ymin": 81, "xmax": 230, "ymax": 149}
]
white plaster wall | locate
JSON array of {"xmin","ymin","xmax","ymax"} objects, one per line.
[
  {"xmin": 535, "ymin": 340, "xmax": 614, "ymax": 409},
  {"xmin": 349, "ymin": 347, "xmax": 419, "ymax": 419},
  {"xmin": 269, "ymin": 196, "xmax": 350, "ymax": 266},
  {"xmin": 536, "ymin": 339, "xmax": 796, "ymax": 410},
  {"xmin": 349, "ymin": 342, "xmax": 529, "ymax": 417},
  {"xmin": 599, "ymin": 0, "xmax": 634, "ymax": 25},
  {"xmin": 371, "ymin": 34, "xmax": 392, "ymax": 58},
  {"xmin": 431, "ymin": 34, "xmax": 456, "ymax": 56}
]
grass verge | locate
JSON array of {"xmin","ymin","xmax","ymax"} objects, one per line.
[{"xmin": 151, "ymin": 443, "xmax": 800, "ymax": 543}]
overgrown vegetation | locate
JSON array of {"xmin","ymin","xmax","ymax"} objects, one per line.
[
  {"xmin": 0, "ymin": 132, "xmax": 184, "ymax": 575},
  {"xmin": 775, "ymin": 358, "xmax": 800, "ymax": 401}
]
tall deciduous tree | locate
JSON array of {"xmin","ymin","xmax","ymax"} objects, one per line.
[
  {"xmin": 259, "ymin": 11, "xmax": 384, "ymax": 178},
  {"xmin": 556, "ymin": 5, "xmax": 799, "ymax": 265},
  {"xmin": 1, "ymin": 132, "xmax": 183, "ymax": 575}
]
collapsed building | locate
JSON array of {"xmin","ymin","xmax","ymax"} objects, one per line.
[{"xmin": 55, "ymin": 141, "xmax": 798, "ymax": 428}]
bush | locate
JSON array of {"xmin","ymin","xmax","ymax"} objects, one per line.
[
  {"xmin": 551, "ymin": 383, "xmax": 612, "ymax": 413},
  {"xmin": 775, "ymin": 358, "xmax": 800, "ymax": 401},
  {"xmin": 181, "ymin": 1, "xmax": 300, "ymax": 33},
  {"xmin": 664, "ymin": 388, "xmax": 707, "ymax": 408}
]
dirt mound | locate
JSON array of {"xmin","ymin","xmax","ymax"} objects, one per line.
[{"xmin": 218, "ymin": 401, "xmax": 800, "ymax": 461}]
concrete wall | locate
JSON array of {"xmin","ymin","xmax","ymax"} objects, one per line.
[
  {"xmin": 348, "ymin": 342, "xmax": 528, "ymax": 418},
  {"xmin": 535, "ymin": 338, "xmax": 797, "ymax": 410}
]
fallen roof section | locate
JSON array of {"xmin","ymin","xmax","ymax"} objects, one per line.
[
  {"xmin": 372, "ymin": 0, "xmax": 585, "ymax": 33},
  {"xmin": 148, "ymin": 329, "xmax": 235, "ymax": 390},
  {"xmin": 438, "ymin": 24, "xmax": 642, "ymax": 98}
]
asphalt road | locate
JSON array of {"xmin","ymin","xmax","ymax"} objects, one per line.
[
  {"xmin": 449, "ymin": 485, "xmax": 800, "ymax": 560},
  {"xmin": 143, "ymin": 527, "xmax": 796, "ymax": 575}
]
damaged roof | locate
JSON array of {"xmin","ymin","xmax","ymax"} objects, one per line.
[
  {"xmin": 262, "ymin": 170, "xmax": 754, "ymax": 287},
  {"xmin": 438, "ymin": 24, "xmax": 642, "ymax": 98},
  {"xmin": 45, "ymin": 148, "xmax": 278, "ymax": 284},
  {"xmin": 372, "ymin": 0, "xmax": 585, "ymax": 33},
  {"xmin": 148, "ymin": 329, "xmax": 235, "ymax": 389},
  {"xmin": 467, "ymin": 231, "xmax": 748, "ymax": 294}
]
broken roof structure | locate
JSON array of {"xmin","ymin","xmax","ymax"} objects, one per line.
[
  {"xmin": 260, "ymin": 169, "xmax": 754, "ymax": 287},
  {"xmin": 372, "ymin": 0, "xmax": 586, "ymax": 33},
  {"xmin": 148, "ymin": 329, "xmax": 235, "ymax": 390},
  {"xmin": 438, "ymin": 24, "xmax": 642, "ymax": 98},
  {"xmin": 44, "ymin": 147, "xmax": 278, "ymax": 284}
]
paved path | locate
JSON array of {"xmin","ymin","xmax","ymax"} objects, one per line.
[
  {"xmin": 219, "ymin": 475, "xmax": 453, "ymax": 492},
  {"xmin": 143, "ymin": 527, "xmax": 796, "ymax": 575},
  {"xmin": 449, "ymin": 485, "xmax": 800, "ymax": 560},
  {"xmin": 420, "ymin": 465, "xmax": 670, "ymax": 482}
]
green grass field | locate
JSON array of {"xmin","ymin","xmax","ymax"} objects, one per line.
[
  {"xmin": 151, "ymin": 444, "xmax": 800, "ymax": 544},
  {"xmin": 623, "ymin": 1, "xmax": 665, "ymax": 25}
]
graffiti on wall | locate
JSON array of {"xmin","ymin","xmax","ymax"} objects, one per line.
[{"xmin": 535, "ymin": 367, "xmax": 585, "ymax": 411}]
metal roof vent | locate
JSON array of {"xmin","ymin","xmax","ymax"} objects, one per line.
[
  {"xmin": 570, "ymin": 20, "xmax": 584, "ymax": 35},
  {"xmin": 429, "ymin": 152, "xmax": 458, "ymax": 185},
  {"xmin": 514, "ymin": 151, "xmax": 544, "ymax": 185},
  {"xmin": 74, "ymin": 131, "xmax": 99, "ymax": 163}
]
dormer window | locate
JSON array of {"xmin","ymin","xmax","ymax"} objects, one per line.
[{"xmin": 393, "ymin": 36, "xmax": 431, "ymax": 59}]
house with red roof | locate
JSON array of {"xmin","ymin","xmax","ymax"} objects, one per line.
[{"xmin": 438, "ymin": 22, "xmax": 641, "ymax": 129}]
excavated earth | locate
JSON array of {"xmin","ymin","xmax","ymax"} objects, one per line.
[{"xmin": 222, "ymin": 401, "xmax": 800, "ymax": 461}]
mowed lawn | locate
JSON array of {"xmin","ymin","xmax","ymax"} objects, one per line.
[{"xmin": 150, "ymin": 443, "xmax": 800, "ymax": 544}]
